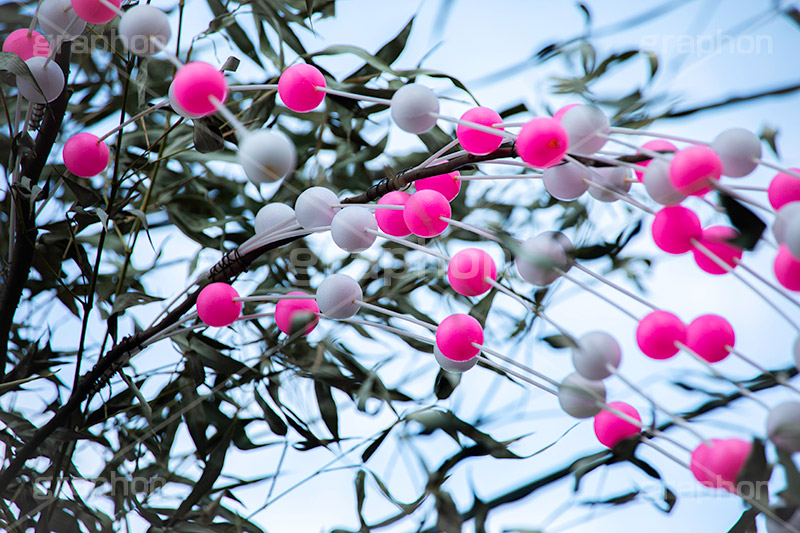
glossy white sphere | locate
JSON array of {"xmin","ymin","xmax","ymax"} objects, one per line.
[
  {"xmin": 434, "ymin": 346, "xmax": 478, "ymax": 373},
  {"xmin": 239, "ymin": 129, "xmax": 297, "ymax": 184},
  {"xmin": 316, "ymin": 274, "xmax": 362, "ymax": 319},
  {"xmin": 118, "ymin": 5, "xmax": 172, "ymax": 57},
  {"xmin": 558, "ymin": 372, "xmax": 606, "ymax": 419},
  {"xmin": 561, "ymin": 105, "xmax": 609, "ymax": 155},
  {"xmin": 17, "ymin": 56, "xmax": 65, "ymax": 103},
  {"xmin": 515, "ymin": 232, "xmax": 569, "ymax": 286},
  {"xmin": 254, "ymin": 203, "xmax": 295, "ymax": 235},
  {"xmin": 571, "ymin": 331, "xmax": 621, "ymax": 381},
  {"xmin": 543, "ymin": 161, "xmax": 589, "ymax": 201},
  {"xmin": 643, "ymin": 158, "xmax": 685, "ymax": 206},
  {"xmin": 774, "ymin": 202, "xmax": 800, "ymax": 244},
  {"xmin": 767, "ymin": 401, "xmax": 800, "ymax": 453},
  {"xmin": 711, "ymin": 128, "xmax": 761, "ymax": 178},
  {"xmin": 587, "ymin": 166, "xmax": 631, "ymax": 202},
  {"xmin": 295, "ymin": 187, "xmax": 339, "ymax": 229},
  {"xmin": 390, "ymin": 84, "xmax": 439, "ymax": 134},
  {"xmin": 39, "ymin": 0, "xmax": 87, "ymax": 41},
  {"xmin": 331, "ymin": 207, "xmax": 377, "ymax": 253}
]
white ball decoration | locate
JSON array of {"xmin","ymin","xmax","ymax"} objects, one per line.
[
  {"xmin": 434, "ymin": 346, "xmax": 477, "ymax": 373},
  {"xmin": 316, "ymin": 274, "xmax": 362, "ymax": 319},
  {"xmin": 255, "ymin": 203, "xmax": 295, "ymax": 235},
  {"xmin": 783, "ymin": 210, "xmax": 800, "ymax": 259},
  {"xmin": 767, "ymin": 401, "xmax": 800, "ymax": 453},
  {"xmin": 390, "ymin": 84, "xmax": 439, "ymax": 134},
  {"xmin": 239, "ymin": 129, "xmax": 297, "ymax": 184},
  {"xmin": 16, "ymin": 56, "xmax": 65, "ymax": 104},
  {"xmin": 542, "ymin": 161, "xmax": 589, "ymax": 201},
  {"xmin": 295, "ymin": 187, "xmax": 340, "ymax": 229},
  {"xmin": 571, "ymin": 331, "xmax": 621, "ymax": 381},
  {"xmin": 561, "ymin": 105, "xmax": 609, "ymax": 155},
  {"xmin": 587, "ymin": 166, "xmax": 630, "ymax": 202},
  {"xmin": 331, "ymin": 206, "xmax": 378, "ymax": 253},
  {"xmin": 515, "ymin": 232, "xmax": 570, "ymax": 286},
  {"xmin": 118, "ymin": 5, "xmax": 172, "ymax": 57},
  {"xmin": 774, "ymin": 202, "xmax": 800, "ymax": 244},
  {"xmin": 558, "ymin": 372, "xmax": 606, "ymax": 419},
  {"xmin": 643, "ymin": 158, "xmax": 685, "ymax": 206},
  {"xmin": 39, "ymin": 0, "xmax": 87, "ymax": 41},
  {"xmin": 711, "ymin": 128, "xmax": 761, "ymax": 178}
]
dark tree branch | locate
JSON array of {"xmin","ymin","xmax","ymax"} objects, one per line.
[
  {"xmin": 0, "ymin": 234, "xmax": 304, "ymax": 491},
  {"xmin": 0, "ymin": 43, "xmax": 72, "ymax": 380},
  {"xmin": 664, "ymin": 81, "xmax": 800, "ymax": 119}
]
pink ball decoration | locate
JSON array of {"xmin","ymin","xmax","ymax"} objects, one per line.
[
  {"xmin": 686, "ymin": 314, "xmax": 735, "ymax": 363},
  {"xmin": 403, "ymin": 190, "xmax": 451, "ymax": 238},
  {"xmin": 376, "ymin": 191, "xmax": 411, "ymax": 237},
  {"xmin": 278, "ymin": 64, "xmax": 326, "ymax": 113},
  {"xmin": 415, "ymin": 171, "xmax": 461, "ymax": 202},
  {"xmin": 197, "ymin": 283, "xmax": 242, "ymax": 327},
  {"xmin": 447, "ymin": 248, "xmax": 497, "ymax": 297},
  {"xmin": 635, "ymin": 140, "xmax": 676, "ymax": 181},
  {"xmin": 275, "ymin": 292, "xmax": 320, "ymax": 336},
  {"xmin": 71, "ymin": 0, "xmax": 121, "ymax": 24},
  {"xmin": 636, "ymin": 310, "xmax": 686, "ymax": 360},
  {"xmin": 435, "ymin": 314, "xmax": 483, "ymax": 362},
  {"xmin": 775, "ymin": 244, "xmax": 800, "ymax": 292},
  {"xmin": 768, "ymin": 169, "xmax": 800, "ymax": 210},
  {"xmin": 651, "ymin": 206, "xmax": 701, "ymax": 255},
  {"xmin": 170, "ymin": 62, "xmax": 227, "ymax": 117},
  {"xmin": 552, "ymin": 103, "xmax": 580, "ymax": 121},
  {"xmin": 3, "ymin": 29, "xmax": 50, "ymax": 60},
  {"xmin": 593, "ymin": 401, "xmax": 642, "ymax": 449},
  {"xmin": 516, "ymin": 117, "xmax": 568, "ymax": 168},
  {"xmin": 669, "ymin": 145, "xmax": 722, "ymax": 196},
  {"xmin": 692, "ymin": 226, "xmax": 743, "ymax": 275},
  {"xmin": 456, "ymin": 107, "xmax": 504, "ymax": 155},
  {"xmin": 690, "ymin": 439, "xmax": 752, "ymax": 492},
  {"xmin": 63, "ymin": 133, "xmax": 110, "ymax": 177}
]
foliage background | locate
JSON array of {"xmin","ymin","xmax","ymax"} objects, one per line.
[{"xmin": 1, "ymin": 1, "xmax": 800, "ymax": 532}]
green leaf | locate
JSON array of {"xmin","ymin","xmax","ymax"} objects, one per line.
[
  {"xmin": 737, "ymin": 439, "xmax": 771, "ymax": 507},
  {"xmin": 0, "ymin": 51, "xmax": 46, "ymax": 99},
  {"xmin": 435, "ymin": 490, "xmax": 462, "ymax": 533},
  {"xmin": 759, "ymin": 125, "xmax": 779, "ymax": 157},
  {"xmin": 542, "ymin": 334, "xmax": 576, "ymax": 349},
  {"xmin": 719, "ymin": 193, "xmax": 766, "ymax": 250},
  {"xmin": 111, "ymin": 291, "xmax": 165, "ymax": 315},
  {"xmin": 254, "ymin": 389, "xmax": 288, "ymax": 436},
  {"xmin": 314, "ymin": 380, "xmax": 339, "ymax": 440},
  {"xmin": 434, "ymin": 368, "xmax": 460, "ymax": 400},
  {"xmin": 205, "ymin": 0, "xmax": 263, "ymax": 67},
  {"xmin": 362, "ymin": 426, "xmax": 392, "ymax": 463},
  {"xmin": 727, "ymin": 507, "xmax": 758, "ymax": 533}
]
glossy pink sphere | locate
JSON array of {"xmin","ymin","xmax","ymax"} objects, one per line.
[
  {"xmin": 636, "ymin": 310, "xmax": 685, "ymax": 360},
  {"xmin": 403, "ymin": 190, "xmax": 451, "ymax": 238},
  {"xmin": 552, "ymin": 103, "xmax": 580, "ymax": 121},
  {"xmin": 436, "ymin": 314, "xmax": 483, "ymax": 361},
  {"xmin": 63, "ymin": 133, "xmax": 110, "ymax": 177},
  {"xmin": 775, "ymin": 244, "xmax": 800, "ymax": 291},
  {"xmin": 651, "ymin": 206, "xmax": 701, "ymax": 255},
  {"xmin": 594, "ymin": 401, "xmax": 642, "ymax": 449},
  {"xmin": 768, "ymin": 168, "xmax": 800, "ymax": 210},
  {"xmin": 3, "ymin": 29, "xmax": 50, "ymax": 60},
  {"xmin": 447, "ymin": 248, "xmax": 497, "ymax": 297},
  {"xmin": 686, "ymin": 314, "xmax": 734, "ymax": 363},
  {"xmin": 635, "ymin": 140, "xmax": 676, "ymax": 181},
  {"xmin": 197, "ymin": 283, "xmax": 242, "ymax": 327},
  {"xmin": 170, "ymin": 62, "xmax": 227, "ymax": 117},
  {"xmin": 456, "ymin": 107, "xmax": 504, "ymax": 155},
  {"xmin": 669, "ymin": 146, "xmax": 722, "ymax": 196},
  {"xmin": 275, "ymin": 292, "xmax": 319, "ymax": 336},
  {"xmin": 516, "ymin": 117, "xmax": 568, "ymax": 168},
  {"xmin": 415, "ymin": 171, "xmax": 461, "ymax": 202},
  {"xmin": 690, "ymin": 439, "xmax": 752, "ymax": 492},
  {"xmin": 278, "ymin": 64, "xmax": 326, "ymax": 113},
  {"xmin": 71, "ymin": 0, "xmax": 121, "ymax": 24},
  {"xmin": 375, "ymin": 191, "xmax": 411, "ymax": 237},
  {"xmin": 692, "ymin": 226, "xmax": 743, "ymax": 275}
]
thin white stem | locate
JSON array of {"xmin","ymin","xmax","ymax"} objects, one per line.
[
  {"xmin": 330, "ymin": 203, "xmax": 403, "ymax": 210},
  {"xmin": 315, "ymin": 87, "xmax": 391, "ymax": 105},
  {"xmin": 479, "ymin": 159, "xmax": 539, "ymax": 169},
  {"xmin": 457, "ymin": 174, "xmax": 542, "ymax": 180},
  {"xmin": 485, "ymin": 278, "xmax": 574, "ymax": 339},
  {"xmin": 608, "ymin": 127, "xmax": 709, "ymax": 146},
  {"xmin": 337, "ymin": 317, "xmax": 434, "ymax": 345},
  {"xmin": 228, "ymin": 84, "xmax": 278, "ymax": 92},
  {"xmin": 238, "ymin": 311, "xmax": 276, "ymax": 321},
  {"xmin": 427, "ymin": 111, "xmax": 516, "ymax": 140},
  {"xmin": 734, "ymin": 258, "xmax": 800, "ymax": 309},
  {"xmin": 727, "ymin": 346, "xmax": 800, "ymax": 397},
  {"xmin": 354, "ymin": 300, "xmax": 438, "ymax": 332},
  {"xmin": 607, "ymin": 365, "xmax": 708, "ymax": 445},
  {"xmin": 691, "ymin": 239, "xmax": 800, "ymax": 331},
  {"xmin": 572, "ymin": 262, "xmax": 660, "ymax": 311},
  {"xmin": 565, "ymin": 155, "xmax": 656, "ymax": 214},
  {"xmin": 475, "ymin": 354, "xmax": 557, "ymax": 395},
  {"xmin": 97, "ymin": 100, "xmax": 169, "ymax": 142},
  {"xmin": 753, "ymin": 159, "xmax": 800, "ymax": 181},
  {"xmin": 97, "ymin": 0, "xmax": 123, "ymax": 16},
  {"xmin": 365, "ymin": 228, "xmax": 449, "ymax": 261},
  {"xmin": 475, "ymin": 343, "xmax": 559, "ymax": 387},
  {"xmin": 209, "ymin": 96, "xmax": 248, "ymax": 137},
  {"xmin": 419, "ymin": 139, "xmax": 460, "ymax": 169},
  {"xmin": 555, "ymin": 268, "xmax": 641, "ymax": 321},
  {"xmin": 439, "ymin": 217, "xmax": 503, "ymax": 243},
  {"xmin": 675, "ymin": 341, "xmax": 770, "ymax": 409},
  {"xmin": 234, "ymin": 294, "xmax": 315, "ymax": 303},
  {"xmin": 712, "ymin": 181, "xmax": 773, "ymax": 213},
  {"xmin": 641, "ymin": 438, "xmax": 693, "ymax": 470},
  {"xmin": 145, "ymin": 312, "xmax": 199, "ymax": 346},
  {"xmin": 29, "ymin": 0, "xmax": 42, "ymax": 34}
]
